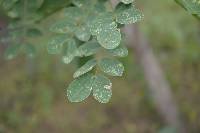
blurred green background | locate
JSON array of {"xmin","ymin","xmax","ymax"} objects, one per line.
[{"xmin": 0, "ymin": 0, "xmax": 200, "ymax": 133}]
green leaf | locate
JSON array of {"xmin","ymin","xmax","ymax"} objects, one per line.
[
  {"xmin": 175, "ymin": 0, "xmax": 200, "ymax": 16},
  {"xmin": 67, "ymin": 73, "xmax": 94, "ymax": 102},
  {"xmin": 99, "ymin": 58, "xmax": 124, "ymax": 76},
  {"xmin": 50, "ymin": 19, "xmax": 75, "ymax": 34},
  {"xmin": 47, "ymin": 35, "xmax": 68, "ymax": 54},
  {"xmin": 108, "ymin": 45, "xmax": 128, "ymax": 57},
  {"xmin": 88, "ymin": 12, "xmax": 121, "ymax": 49},
  {"xmin": 73, "ymin": 59, "xmax": 97, "ymax": 78},
  {"xmin": 89, "ymin": 12, "xmax": 116, "ymax": 35},
  {"xmin": 97, "ymin": 28, "xmax": 121, "ymax": 49},
  {"xmin": 115, "ymin": 3, "xmax": 144, "ymax": 24},
  {"xmin": 75, "ymin": 26, "xmax": 91, "ymax": 42},
  {"xmin": 64, "ymin": 7, "xmax": 83, "ymax": 22},
  {"xmin": 62, "ymin": 38, "xmax": 77, "ymax": 64},
  {"xmin": 120, "ymin": 0, "xmax": 134, "ymax": 4},
  {"xmin": 77, "ymin": 40, "xmax": 101, "ymax": 57},
  {"xmin": 92, "ymin": 74, "xmax": 112, "ymax": 103},
  {"xmin": 4, "ymin": 44, "xmax": 21, "ymax": 60}
]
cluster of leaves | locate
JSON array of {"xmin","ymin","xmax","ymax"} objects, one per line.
[
  {"xmin": 0, "ymin": 0, "xmax": 70, "ymax": 59},
  {"xmin": 0, "ymin": 0, "xmax": 44, "ymax": 59},
  {"xmin": 48, "ymin": 0, "xmax": 143, "ymax": 103},
  {"xmin": 175, "ymin": 0, "xmax": 200, "ymax": 18},
  {"xmin": 0, "ymin": 0, "xmax": 143, "ymax": 103}
]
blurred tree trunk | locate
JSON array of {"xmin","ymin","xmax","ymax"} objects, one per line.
[
  {"xmin": 26, "ymin": 58, "xmax": 37, "ymax": 83},
  {"xmin": 110, "ymin": 0, "xmax": 184, "ymax": 132},
  {"xmin": 124, "ymin": 25, "xmax": 185, "ymax": 132}
]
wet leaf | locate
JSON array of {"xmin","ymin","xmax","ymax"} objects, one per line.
[
  {"xmin": 99, "ymin": 58, "xmax": 124, "ymax": 76},
  {"xmin": 97, "ymin": 28, "xmax": 121, "ymax": 49},
  {"xmin": 89, "ymin": 12, "xmax": 115, "ymax": 35},
  {"xmin": 115, "ymin": 3, "xmax": 144, "ymax": 24},
  {"xmin": 92, "ymin": 75, "xmax": 112, "ymax": 103},
  {"xmin": 67, "ymin": 74, "xmax": 94, "ymax": 102},
  {"xmin": 73, "ymin": 59, "xmax": 97, "ymax": 78}
]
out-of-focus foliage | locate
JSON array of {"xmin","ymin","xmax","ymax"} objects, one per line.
[
  {"xmin": 175, "ymin": 0, "xmax": 200, "ymax": 18},
  {"xmin": 0, "ymin": 0, "xmax": 71, "ymax": 60}
]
